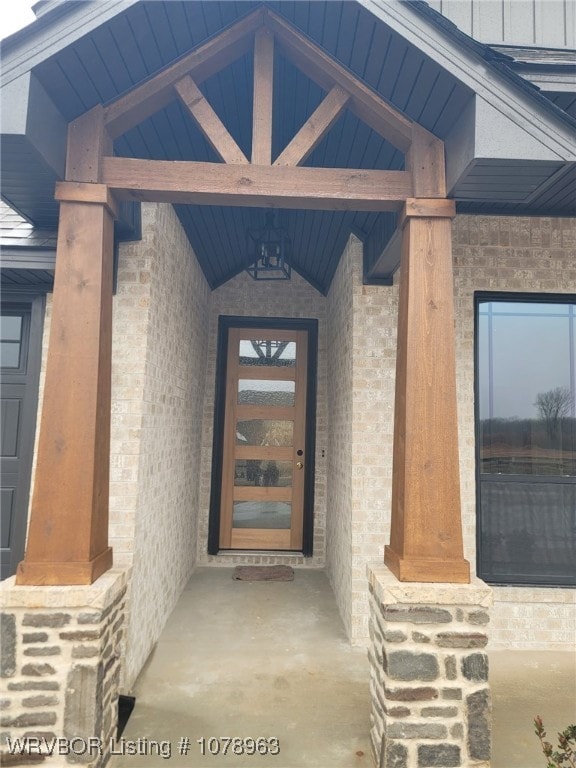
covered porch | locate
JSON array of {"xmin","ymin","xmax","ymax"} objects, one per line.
[
  {"xmin": 112, "ymin": 568, "xmax": 575, "ymax": 768},
  {"xmin": 1, "ymin": 2, "xmax": 575, "ymax": 767}
]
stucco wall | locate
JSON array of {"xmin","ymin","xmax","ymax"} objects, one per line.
[
  {"xmin": 197, "ymin": 270, "xmax": 328, "ymax": 568},
  {"xmin": 119, "ymin": 204, "xmax": 210, "ymax": 686}
]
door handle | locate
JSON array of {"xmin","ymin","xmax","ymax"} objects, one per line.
[{"xmin": 296, "ymin": 461, "xmax": 304, "ymax": 470}]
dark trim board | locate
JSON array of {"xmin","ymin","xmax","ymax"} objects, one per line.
[
  {"xmin": 0, "ymin": 291, "xmax": 46, "ymax": 579},
  {"xmin": 473, "ymin": 290, "xmax": 576, "ymax": 588},
  {"xmin": 208, "ymin": 315, "xmax": 318, "ymax": 557}
]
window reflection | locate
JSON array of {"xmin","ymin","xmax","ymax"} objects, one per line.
[
  {"xmin": 239, "ymin": 339, "xmax": 296, "ymax": 366},
  {"xmin": 233, "ymin": 501, "xmax": 291, "ymax": 529},
  {"xmin": 238, "ymin": 379, "xmax": 295, "ymax": 407},
  {"xmin": 234, "ymin": 460, "xmax": 292, "ymax": 487},
  {"xmin": 236, "ymin": 419, "xmax": 293, "ymax": 446},
  {"xmin": 478, "ymin": 301, "xmax": 576, "ymax": 476}
]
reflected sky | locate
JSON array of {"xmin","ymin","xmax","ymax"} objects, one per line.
[{"xmin": 479, "ymin": 301, "xmax": 575, "ymax": 420}]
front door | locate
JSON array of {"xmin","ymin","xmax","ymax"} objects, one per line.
[{"xmin": 217, "ymin": 323, "xmax": 314, "ymax": 551}]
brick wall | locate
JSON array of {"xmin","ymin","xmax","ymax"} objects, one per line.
[
  {"xmin": 24, "ymin": 211, "xmax": 576, "ymax": 697},
  {"xmin": 121, "ymin": 204, "xmax": 210, "ymax": 686},
  {"xmin": 326, "ymin": 236, "xmax": 356, "ymax": 638},
  {"xmin": 350, "ymin": 240, "xmax": 398, "ymax": 644},
  {"xmin": 327, "ymin": 235, "xmax": 399, "ymax": 644},
  {"xmin": 452, "ymin": 215, "xmax": 576, "ymax": 650},
  {"xmin": 327, "ymin": 218, "xmax": 576, "ymax": 651},
  {"xmin": 197, "ymin": 270, "xmax": 328, "ymax": 568}
]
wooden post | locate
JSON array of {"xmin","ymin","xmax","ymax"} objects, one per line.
[
  {"xmin": 384, "ymin": 198, "xmax": 470, "ymax": 583},
  {"xmin": 16, "ymin": 107, "xmax": 117, "ymax": 586}
]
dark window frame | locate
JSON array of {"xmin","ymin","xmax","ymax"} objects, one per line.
[
  {"xmin": 474, "ymin": 291, "xmax": 576, "ymax": 588},
  {"xmin": 208, "ymin": 316, "xmax": 318, "ymax": 556}
]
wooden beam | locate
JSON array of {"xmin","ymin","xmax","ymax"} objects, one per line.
[
  {"xmin": 55, "ymin": 181, "xmax": 119, "ymax": 217},
  {"xmin": 384, "ymin": 198, "xmax": 469, "ymax": 583},
  {"xmin": 274, "ymin": 86, "xmax": 350, "ymax": 167},
  {"xmin": 252, "ymin": 27, "xmax": 275, "ymax": 165},
  {"xmin": 406, "ymin": 123, "xmax": 447, "ymax": 198},
  {"xmin": 101, "ymin": 156, "xmax": 412, "ymax": 211},
  {"xmin": 175, "ymin": 75, "xmax": 249, "ymax": 165},
  {"xmin": 103, "ymin": 7, "xmax": 264, "ymax": 138},
  {"xmin": 263, "ymin": 8, "xmax": 414, "ymax": 153},
  {"xmin": 16, "ymin": 112, "xmax": 116, "ymax": 586},
  {"xmin": 66, "ymin": 104, "xmax": 112, "ymax": 182},
  {"xmin": 16, "ymin": 198, "xmax": 115, "ymax": 585}
]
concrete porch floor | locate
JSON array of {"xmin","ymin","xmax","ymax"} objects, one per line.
[{"xmin": 112, "ymin": 568, "xmax": 575, "ymax": 768}]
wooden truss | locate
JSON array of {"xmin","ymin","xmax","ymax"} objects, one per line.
[{"xmin": 17, "ymin": 7, "xmax": 470, "ymax": 587}]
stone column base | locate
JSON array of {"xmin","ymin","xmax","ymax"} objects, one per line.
[
  {"xmin": 368, "ymin": 565, "xmax": 493, "ymax": 768},
  {"xmin": 0, "ymin": 568, "xmax": 128, "ymax": 767}
]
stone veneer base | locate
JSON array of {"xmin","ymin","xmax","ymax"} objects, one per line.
[
  {"xmin": 368, "ymin": 565, "xmax": 493, "ymax": 768},
  {"xmin": 0, "ymin": 568, "xmax": 128, "ymax": 767}
]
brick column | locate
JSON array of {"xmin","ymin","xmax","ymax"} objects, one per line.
[{"xmin": 368, "ymin": 565, "xmax": 492, "ymax": 768}]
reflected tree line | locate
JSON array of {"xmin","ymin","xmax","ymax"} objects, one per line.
[{"xmin": 481, "ymin": 387, "xmax": 576, "ymax": 476}]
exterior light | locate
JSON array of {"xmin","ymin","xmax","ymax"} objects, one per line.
[{"xmin": 246, "ymin": 211, "xmax": 291, "ymax": 281}]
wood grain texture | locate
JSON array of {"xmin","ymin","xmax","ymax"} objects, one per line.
[
  {"xmin": 385, "ymin": 206, "xmax": 470, "ymax": 583},
  {"xmin": 55, "ymin": 181, "xmax": 119, "ymax": 218},
  {"xmin": 104, "ymin": 8, "xmax": 263, "ymax": 138},
  {"xmin": 263, "ymin": 8, "xmax": 414, "ymax": 152},
  {"xmin": 401, "ymin": 197, "xmax": 456, "ymax": 223},
  {"xmin": 219, "ymin": 327, "xmax": 307, "ymax": 552},
  {"xmin": 406, "ymin": 124, "xmax": 447, "ymax": 198},
  {"xmin": 252, "ymin": 27, "xmax": 275, "ymax": 165},
  {"xmin": 102, "ymin": 157, "xmax": 412, "ymax": 211},
  {"xmin": 175, "ymin": 75, "xmax": 249, "ymax": 165},
  {"xmin": 274, "ymin": 86, "xmax": 350, "ymax": 167},
  {"xmin": 66, "ymin": 105, "xmax": 112, "ymax": 183},
  {"xmin": 16, "ymin": 200, "xmax": 116, "ymax": 585},
  {"xmin": 17, "ymin": 107, "xmax": 118, "ymax": 586},
  {"xmin": 231, "ymin": 529, "xmax": 291, "ymax": 550},
  {"xmin": 16, "ymin": 549, "xmax": 113, "ymax": 587}
]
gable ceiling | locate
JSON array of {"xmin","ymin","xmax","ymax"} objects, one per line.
[{"xmin": 1, "ymin": 1, "xmax": 574, "ymax": 292}]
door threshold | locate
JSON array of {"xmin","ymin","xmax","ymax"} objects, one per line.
[
  {"xmin": 216, "ymin": 550, "xmax": 305, "ymax": 557},
  {"xmin": 207, "ymin": 551, "xmax": 310, "ymax": 566}
]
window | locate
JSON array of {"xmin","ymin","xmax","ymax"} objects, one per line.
[
  {"xmin": 476, "ymin": 295, "xmax": 576, "ymax": 586},
  {"xmin": 1, "ymin": 314, "xmax": 24, "ymax": 369}
]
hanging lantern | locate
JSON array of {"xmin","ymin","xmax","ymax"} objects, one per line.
[{"xmin": 246, "ymin": 211, "xmax": 291, "ymax": 281}]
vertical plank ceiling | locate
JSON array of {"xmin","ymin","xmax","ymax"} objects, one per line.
[{"xmin": 29, "ymin": 1, "xmax": 475, "ymax": 291}]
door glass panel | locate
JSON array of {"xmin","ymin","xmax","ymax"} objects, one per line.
[
  {"xmin": 239, "ymin": 339, "xmax": 296, "ymax": 367},
  {"xmin": 234, "ymin": 460, "xmax": 292, "ymax": 487},
  {"xmin": 0, "ymin": 343, "xmax": 21, "ymax": 369},
  {"xmin": 1, "ymin": 316, "xmax": 23, "ymax": 342},
  {"xmin": 233, "ymin": 501, "xmax": 291, "ymax": 529},
  {"xmin": 238, "ymin": 379, "xmax": 295, "ymax": 407},
  {"xmin": 236, "ymin": 419, "xmax": 293, "ymax": 446}
]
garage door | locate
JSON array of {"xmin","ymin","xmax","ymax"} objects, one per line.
[{"xmin": 1, "ymin": 297, "xmax": 44, "ymax": 579}]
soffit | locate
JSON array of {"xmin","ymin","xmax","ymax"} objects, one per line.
[
  {"xmin": 3, "ymin": 1, "xmax": 474, "ymax": 291},
  {"xmin": 1, "ymin": 1, "xmax": 574, "ymax": 290},
  {"xmin": 0, "ymin": 201, "xmax": 56, "ymax": 288}
]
